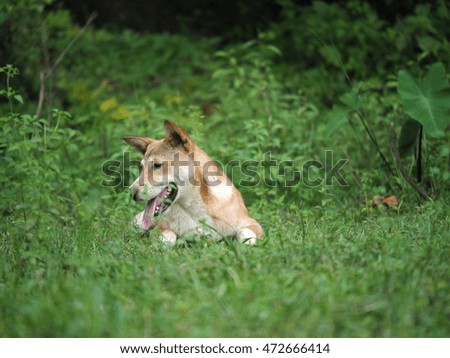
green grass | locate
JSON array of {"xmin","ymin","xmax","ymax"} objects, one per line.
[{"xmin": 1, "ymin": 202, "xmax": 448, "ymax": 337}]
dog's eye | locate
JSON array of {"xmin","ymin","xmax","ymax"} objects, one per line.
[
  {"xmin": 153, "ymin": 163, "xmax": 162, "ymax": 169},
  {"xmin": 139, "ymin": 163, "xmax": 143, "ymax": 171}
]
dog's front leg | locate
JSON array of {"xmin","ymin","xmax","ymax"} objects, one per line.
[{"xmin": 159, "ymin": 229, "xmax": 177, "ymax": 245}]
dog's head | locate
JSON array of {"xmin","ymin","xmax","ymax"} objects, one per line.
[{"xmin": 123, "ymin": 120, "xmax": 197, "ymax": 230}]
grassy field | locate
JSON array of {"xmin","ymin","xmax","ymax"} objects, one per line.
[
  {"xmin": 1, "ymin": 1, "xmax": 449, "ymax": 338},
  {"xmin": 1, "ymin": 201, "xmax": 448, "ymax": 337}
]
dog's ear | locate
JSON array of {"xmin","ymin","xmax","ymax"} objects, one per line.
[
  {"xmin": 164, "ymin": 120, "xmax": 193, "ymax": 152},
  {"xmin": 123, "ymin": 136, "xmax": 154, "ymax": 154}
]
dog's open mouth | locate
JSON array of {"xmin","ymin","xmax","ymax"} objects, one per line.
[{"xmin": 142, "ymin": 183, "xmax": 178, "ymax": 230}]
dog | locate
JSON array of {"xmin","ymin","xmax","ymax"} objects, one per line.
[{"xmin": 123, "ymin": 120, "xmax": 263, "ymax": 245}]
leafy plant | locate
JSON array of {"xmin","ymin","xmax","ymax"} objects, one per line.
[
  {"xmin": 398, "ymin": 63, "xmax": 450, "ymax": 138},
  {"xmin": 0, "ymin": 65, "xmax": 23, "ymax": 111},
  {"xmin": 0, "ymin": 65, "xmax": 86, "ymax": 238},
  {"xmin": 395, "ymin": 63, "xmax": 450, "ymax": 198}
]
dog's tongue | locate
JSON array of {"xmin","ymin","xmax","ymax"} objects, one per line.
[{"xmin": 142, "ymin": 187, "xmax": 170, "ymax": 230}]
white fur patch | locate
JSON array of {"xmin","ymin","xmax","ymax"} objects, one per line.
[
  {"xmin": 160, "ymin": 230, "xmax": 177, "ymax": 245},
  {"xmin": 238, "ymin": 228, "xmax": 257, "ymax": 245},
  {"xmin": 210, "ymin": 181, "xmax": 233, "ymax": 201}
]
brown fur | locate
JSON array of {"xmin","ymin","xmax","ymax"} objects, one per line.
[{"xmin": 123, "ymin": 120, "xmax": 263, "ymax": 244}]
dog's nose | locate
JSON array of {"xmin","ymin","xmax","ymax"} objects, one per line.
[{"xmin": 132, "ymin": 191, "xmax": 139, "ymax": 202}]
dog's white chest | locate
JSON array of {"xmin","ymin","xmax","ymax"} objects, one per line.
[{"xmin": 165, "ymin": 202, "xmax": 219, "ymax": 239}]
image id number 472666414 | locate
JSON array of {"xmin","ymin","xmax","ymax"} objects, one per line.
[{"xmin": 262, "ymin": 343, "xmax": 330, "ymax": 354}]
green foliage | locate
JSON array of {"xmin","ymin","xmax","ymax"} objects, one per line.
[
  {"xmin": 0, "ymin": 67, "xmax": 77, "ymax": 236},
  {"xmin": 327, "ymin": 60, "xmax": 450, "ymax": 199},
  {"xmin": 0, "ymin": 0, "xmax": 55, "ymax": 99},
  {"xmin": 0, "ymin": 65, "xmax": 23, "ymax": 111},
  {"xmin": 395, "ymin": 63, "xmax": 450, "ymax": 194},
  {"xmin": 270, "ymin": 0, "xmax": 450, "ymax": 105},
  {"xmin": 398, "ymin": 119, "xmax": 422, "ymax": 156},
  {"xmin": 398, "ymin": 63, "xmax": 450, "ymax": 138}
]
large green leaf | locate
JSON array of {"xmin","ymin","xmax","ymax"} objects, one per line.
[{"xmin": 398, "ymin": 63, "xmax": 450, "ymax": 138}]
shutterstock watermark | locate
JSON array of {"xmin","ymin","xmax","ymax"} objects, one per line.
[{"xmin": 101, "ymin": 150, "xmax": 349, "ymax": 188}]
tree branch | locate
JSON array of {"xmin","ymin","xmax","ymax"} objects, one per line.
[
  {"xmin": 34, "ymin": 71, "xmax": 45, "ymax": 121},
  {"xmin": 34, "ymin": 12, "xmax": 97, "ymax": 121},
  {"xmin": 356, "ymin": 111, "xmax": 394, "ymax": 176},
  {"xmin": 47, "ymin": 12, "xmax": 98, "ymax": 78}
]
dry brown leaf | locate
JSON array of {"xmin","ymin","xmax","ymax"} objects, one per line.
[
  {"xmin": 381, "ymin": 195, "xmax": 399, "ymax": 207},
  {"xmin": 368, "ymin": 195, "xmax": 399, "ymax": 208}
]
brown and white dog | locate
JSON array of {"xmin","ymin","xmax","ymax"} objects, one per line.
[{"xmin": 123, "ymin": 120, "xmax": 263, "ymax": 245}]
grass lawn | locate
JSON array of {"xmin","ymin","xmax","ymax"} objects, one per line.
[{"xmin": 1, "ymin": 201, "xmax": 448, "ymax": 337}]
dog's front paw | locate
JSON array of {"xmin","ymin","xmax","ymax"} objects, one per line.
[
  {"xmin": 160, "ymin": 230, "xmax": 177, "ymax": 245},
  {"xmin": 237, "ymin": 227, "xmax": 258, "ymax": 245},
  {"xmin": 242, "ymin": 237, "xmax": 257, "ymax": 245}
]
